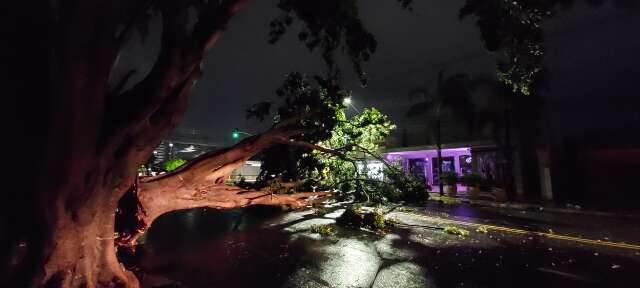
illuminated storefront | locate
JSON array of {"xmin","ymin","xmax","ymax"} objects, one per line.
[
  {"xmin": 382, "ymin": 142, "xmax": 500, "ymax": 192},
  {"xmin": 385, "ymin": 147, "xmax": 472, "ymax": 187}
]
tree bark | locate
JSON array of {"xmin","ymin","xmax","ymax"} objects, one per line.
[
  {"xmin": 120, "ymin": 129, "xmax": 331, "ymax": 247},
  {"xmin": 5, "ymin": 1, "xmax": 251, "ymax": 286},
  {"xmin": 26, "ymin": 122, "xmax": 330, "ymax": 288},
  {"xmin": 40, "ymin": 184, "xmax": 140, "ymax": 288}
]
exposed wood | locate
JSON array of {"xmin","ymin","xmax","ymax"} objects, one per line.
[
  {"xmin": 123, "ymin": 184, "xmax": 329, "ymax": 247},
  {"xmin": 114, "ymin": 124, "xmax": 335, "ymax": 256}
]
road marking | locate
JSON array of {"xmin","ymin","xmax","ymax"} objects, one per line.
[{"xmin": 393, "ymin": 212, "xmax": 640, "ymax": 251}]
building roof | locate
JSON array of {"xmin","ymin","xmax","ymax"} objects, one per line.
[{"xmin": 383, "ymin": 140, "xmax": 497, "ymax": 154}]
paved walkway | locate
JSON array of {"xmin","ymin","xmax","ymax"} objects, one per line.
[{"xmin": 428, "ymin": 193, "xmax": 640, "ymax": 219}]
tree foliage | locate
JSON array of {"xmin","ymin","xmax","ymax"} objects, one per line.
[
  {"xmin": 250, "ymin": 74, "xmax": 428, "ymax": 203},
  {"xmin": 313, "ymin": 108, "xmax": 395, "ymax": 196},
  {"xmin": 247, "ymin": 72, "xmax": 349, "ymax": 184},
  {"xmin": 269, "ymin": 0, "xmax": 382, "ymax": 85},
  {"xmin": 162, "ymin": 158, "xmax": 187, "ymax": 172},
  {"xmin": 460, "ymin": 0, "xmax": 635, "ymax": 95},
  {"xmin": 460, "ymin": 0, "xmax": 547, "ymax": 95}
]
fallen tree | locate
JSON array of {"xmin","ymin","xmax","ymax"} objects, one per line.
[{"xmin": 117, "ymin": 125, "xmax": 334, "ymax": 249}]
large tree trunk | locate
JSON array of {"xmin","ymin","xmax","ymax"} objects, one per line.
[
  {"xmin": 5, "ymin": 1, "xmax": 250, "ymax": 286},
  {"xmin": 8, "ymin": 125, "xmax": 150, "ymax": 288},
  {"xmin": 41, "ymin": 182, "xmax": 139, "ymax": 288},
  {"xmin": 27, "ymin": 71, "xmax": 198, "ymax": 287}
]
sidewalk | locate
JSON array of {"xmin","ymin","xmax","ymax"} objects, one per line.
[
  {"xmin": 413, "ymin": 196, "xmax": 640, "ymax": 245},
  {"xmin": 427, "ymin": 192, "xmax": 640, "ymax": 220}
]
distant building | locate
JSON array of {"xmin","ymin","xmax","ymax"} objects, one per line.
[
  {"xmin": 147, "ymin": 128, "xmax": 264, "ymax": 182},
  {"xmin": 146, "ymin": 129, "xmax": 222, "ymax": 173},
  {"xmin": 167, "ymin": 128, "xmax": 223, "ymax": 160},
  {"xmin": 229, "ymin": 160, "xmax": 262, "ymax": 183},
  {"xmin": 382, "ymin": 140, "xmax": 508, "ymax": 194}
]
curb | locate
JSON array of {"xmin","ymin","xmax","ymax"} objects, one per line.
[
  {"xmin": 392, "ymin": 211, "xmax": 640, "ymax": 251},
  {"xmin": 427, "ymin": 194, "xmax": 640, "ymax": 220}
]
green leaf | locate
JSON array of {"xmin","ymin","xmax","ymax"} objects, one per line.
[{"xmin": 162, "ymin": 158, "xmax": 187, "ymax": 172}]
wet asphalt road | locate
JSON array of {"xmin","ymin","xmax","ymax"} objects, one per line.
[
  {"xmin": 136, "ymin": 204, "xmax": 640, "ymax": 288},
  {"xmin": 422, "ymin": 200, "xmax": 640, "ymax": 245}
]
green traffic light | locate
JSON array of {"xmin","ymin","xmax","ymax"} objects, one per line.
[{"xmin": 232, "ymin": 131, "xmax": 240, "ymax": 139}]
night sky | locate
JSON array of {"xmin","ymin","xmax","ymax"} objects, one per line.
[
  {"xmin": 113, "ymin": 0, "xmax": 495, "ymax": 146},
  {"xmin": 112, "ymin": 0, "xmax": 639, "ymax": 147}
]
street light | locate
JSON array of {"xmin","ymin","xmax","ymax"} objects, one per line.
[
  {"xmin": 232, "ymin": 129, "xmax": 253, "ymax": 140},
  {"xmin": 343, "ymin": 97, "xmax": 360, "ymax": 113},
  {"xmin": 168, "ymin": 142, "xmax": 174, "ymax": 159}
]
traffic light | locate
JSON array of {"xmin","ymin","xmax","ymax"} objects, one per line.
[{"xmin": 232, "ymin": 130, "xmax": 240, "ymax": 140}]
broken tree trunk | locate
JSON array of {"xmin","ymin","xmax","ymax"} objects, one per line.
[{"xmin": 119, "ymin": 129, "xmax": 331, "ymax": 247}]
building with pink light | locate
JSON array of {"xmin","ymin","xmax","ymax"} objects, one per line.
[{"xmin": 383, "ymin": 142, "xmax": 500, "ymax": 192}]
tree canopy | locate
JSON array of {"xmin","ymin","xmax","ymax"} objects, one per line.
[
  {"xmin": 247, "ymin": 72, "xmax": 350, "ymax": 185},
  {"xmin": 247, "ymin": 73, "xmax": 427, "ymax": 203},
  {"xmin": 460, "ymin": 0, "xmax": 636, "ymax": 95}
]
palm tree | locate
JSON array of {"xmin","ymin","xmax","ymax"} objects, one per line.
[
  {"xmin": 473, "ymin": 78, "xmax": 521, "ymax": 199},
  {"xmin": 407, "ymin": 70, "xmax": 475, "ymax": 195}
]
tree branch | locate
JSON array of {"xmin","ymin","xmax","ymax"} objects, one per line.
[
  {"xmin": 115, "ymin": 0, "xmax": 156, "ymax": 46},
  {"xmin": 128, "ymin": 66, "xmax": 202, "ymax": 161},
  {"xmin": 120, "ymin": 107, "xmax": 358, "ymax": 247},
  {"xmin": 274, "ymin": 137, "xmax": 349, "ymax": 157},
  {"xmin": 107, "ymin": 69, "xmax": 137, "ymax": 98},
  {"xmin": 123, "ymin": 183, "xmax": 330, "ymax": 247},
  {"xmin": 102, "ymin": 0, "xmax": 247, "ymax": 156}
]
